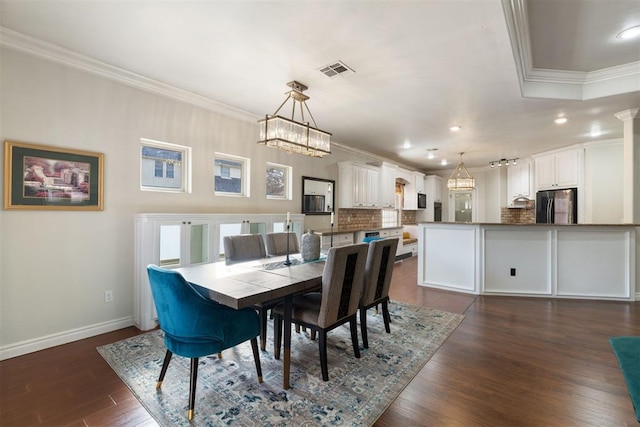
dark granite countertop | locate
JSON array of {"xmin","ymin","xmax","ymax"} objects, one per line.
[
  {"xmin": 312, "ymin": 225, "xmax": 405, "ymax": 235},
  {"xmin": 418, "ymin": 222, "xmax": 638, "ymax": 227}
]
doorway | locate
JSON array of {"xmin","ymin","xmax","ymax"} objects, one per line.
[{"xmin": 450, "ymin": 191, "xmax": 473, "ymax": 222}]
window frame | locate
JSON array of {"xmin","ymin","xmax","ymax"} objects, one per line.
[
  {"xmin": 214, "ymin": 152, "xmax": 251, "ymax": 197},
  {"xmin": 140, "ymin": 138, "xmax": 192, "ymax": 193},
  {"xmin": 266, "ymin": 162, "xmax": 292, "ymax": 200}
]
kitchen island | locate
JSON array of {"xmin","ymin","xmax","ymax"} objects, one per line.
[{"xmin": 418, "ymin": 222, "xmax": 638, "ymax": 301}]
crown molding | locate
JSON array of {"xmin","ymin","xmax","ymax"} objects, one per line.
[
  {"xmin": 502, "ymin": 0, "xmax": 640, "ymax": 101},
  {"xmin": 0, "ymin": 26, "xmax": 259, "ymax": 123},
  {"xmin": 615, "ymin": 109, "xmax": 640, "ymax": 121}
]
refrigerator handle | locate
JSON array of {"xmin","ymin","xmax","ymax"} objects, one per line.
[{"xmin": 547, "ymin": 197, "xmax": 553, "ymax": 223}]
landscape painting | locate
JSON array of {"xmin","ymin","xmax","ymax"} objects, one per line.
[{"xmin": 4, "ymin": 140, "xmax": 104, "ymax": 210}]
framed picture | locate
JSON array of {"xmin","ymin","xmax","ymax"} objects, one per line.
[{"xmin": 4, "ymin": 140, "xmax": 104, "ymax": 210}]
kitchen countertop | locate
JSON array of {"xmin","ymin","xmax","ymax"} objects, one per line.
[
  {"xmin": 312, "ymin": 225, "xmax": 404, "ymax": 235},
  {"xmin": 418, "ymin": 222, "xmax": 638, "ymax": 227}
]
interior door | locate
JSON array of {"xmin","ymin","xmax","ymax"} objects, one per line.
[{"xmin": 449, "ymin": 191, "xmax": 473, "ymax": 223}]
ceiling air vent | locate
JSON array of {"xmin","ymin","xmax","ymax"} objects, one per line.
[{"xmin": 318, "ymin": 61, "xmax": 355, "ymax": 78}]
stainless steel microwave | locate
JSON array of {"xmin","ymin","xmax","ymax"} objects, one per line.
[{"xmin": 417, "ymin": 193, "xmax": 426, "ymax": 209}]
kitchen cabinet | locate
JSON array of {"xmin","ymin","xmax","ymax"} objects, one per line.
[
  {"xmin": 402, "ymin": 171, "xmax": 425, "ymax": 210},
  {"xmin": 425, "ymin": 175, "xmax": 442, "ymax": 202},
  {"xmin": 507, "ymin": 163, "xmax": 532, "ymax": 201},
  {"xmin": 534, "ymin": 149, "xmax": 581, "ymax": 190},
  {"xmin": 317, "ymin": 231, "xmax": 354, "ymax": 249},
  {"xmin": 338, "ymin": 161, "xmax": 380, "ymax": 208},
  {"xmin": 414, "ymin": 171, "xmax": 425, "ymax": 194},
  {"xmin": 377, "ymin": 161, "xmax": 398, "ymax": 208}
]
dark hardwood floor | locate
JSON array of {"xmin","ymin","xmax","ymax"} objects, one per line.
[{"xmin": 1, "ymin": 257, "xmax": 638, "ymax": 426}]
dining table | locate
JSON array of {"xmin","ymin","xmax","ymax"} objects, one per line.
[{"xmin": 175, "ymin": 254, "xmax": 325, "ymax": 389}]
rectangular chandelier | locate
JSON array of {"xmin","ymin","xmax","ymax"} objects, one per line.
[
  {"xmin": 447, "ymin": 152, "xmax": 476, "ymax": 191},
  {"xmin": 258, "ymin": 81, "xmax": 331, "ymax": 158}
]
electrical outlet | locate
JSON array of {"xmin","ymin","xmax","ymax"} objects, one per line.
[
  {"xmin": 104, "ymin": 290, "xmax": 113, "ymax": 303},
  {"xmin": 510, "ymin": 268, "xmax": 516, "ymax": 276}
]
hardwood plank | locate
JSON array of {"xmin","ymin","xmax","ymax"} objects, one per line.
[{"xmin": 1, "ymin": 258, "xmax": 638, "ymax": 426}]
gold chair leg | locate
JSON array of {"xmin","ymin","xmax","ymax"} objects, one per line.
[{"xmin": 218, "ymin": 352, "xmax": 222, "ymax": 359}]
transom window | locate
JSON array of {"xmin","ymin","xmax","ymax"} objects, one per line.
[
  {"xmin": 140, "ymin": 139, "xmax": 191, "ymax": 192},
  {"xmin": 266, "ymin": 162, "xmax": 292, "ymax": 200},
  {"xmin": 214, "ymin": 153, "xmax": 250, "ymax": 197}
]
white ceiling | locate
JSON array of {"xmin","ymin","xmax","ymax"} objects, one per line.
[{"xmin": 1, "ymin": 0, "xmax": 639, "ymax": 171}]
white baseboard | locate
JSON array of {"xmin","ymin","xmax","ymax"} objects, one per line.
[{"xmin": 0, "ymin": 316, "xmax": 134, "ymax": 361}]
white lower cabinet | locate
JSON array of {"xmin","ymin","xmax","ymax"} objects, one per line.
[{"xmin": 320, "ymin": 232, "xmax": 354, "ymax": 249}]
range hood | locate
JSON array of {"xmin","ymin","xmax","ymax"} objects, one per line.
[{"xmin": 508, "ymin": 196, "xmax": 532, "ymax": 209}]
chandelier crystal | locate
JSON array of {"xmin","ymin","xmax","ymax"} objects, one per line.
[
  {"xmin": 258, "ymin": 81, "xmax": 331, "ymax": 158},
  {"xmin": 447, "ymin": 152, "xmax": 475, "ymax": 191}
]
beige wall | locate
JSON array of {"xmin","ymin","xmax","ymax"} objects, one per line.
[{"xmin": 0, "ymin": 48, "xmax": 391, "ymax": 354}]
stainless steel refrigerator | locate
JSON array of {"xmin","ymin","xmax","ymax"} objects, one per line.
[{"xmin": 535, "ymin": 188, "xmax": 577, "ymax": 224}]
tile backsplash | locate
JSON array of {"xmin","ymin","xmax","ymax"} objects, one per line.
[
  {"xmin": 336, "ymin": 209, "xmax": 417, "ymax": 229},
  {"xmin": 501, "ymin": 201, "xmax": 535, "ymax": 224}
]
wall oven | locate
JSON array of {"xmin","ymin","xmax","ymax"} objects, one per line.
[{"xmin": 417, "ymin": 193, "xmax": 427, "ymax": 209}]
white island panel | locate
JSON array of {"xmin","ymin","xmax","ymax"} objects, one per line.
[
  {"xmin": 483, "ymin": 228, "xmax": 552, "ymax": 295},
  {"xmin": 556, "ymin": 229, "xmax": 633, "ymax": 298},
  {"xmin": 418, "ymin": 222, "xmax": 636, "ymax": 301},
  {"xmin": 421, "ymin": 225, "xmax": 476, "ymax": 292}
]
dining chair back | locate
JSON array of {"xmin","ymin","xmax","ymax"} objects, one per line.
[
  {"xmin": 264, "ymin": 232, "xmax": 300, "ymax": 257},
  {"xmin": 146, "ymin": 265, "xmax": 262, "ymax": 420},
  {"xmin": 223, "ymin": 234, "xmax": 267, "ymax": 264},
  {"xmin": 359, "ymin": 237, "xmax": 399, "ymax": 348},
  {"xmin": 273, "ymin": 243, "xmax": 369, "ymax": 381}
]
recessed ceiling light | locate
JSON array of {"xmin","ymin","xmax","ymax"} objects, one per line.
[
  {"xmin": 617, "ymin": 25, "xmax": 640, "ymax": 40},
  {"xmin": 590, "ymin": 127, "xmax": 602, "ymax": 137},
  {"xmin": 554, "ymin": 117, "xmax": 568, "ymax": 124},
  {"xmin": 449, "ymin": 125, "xmax": 461, "ymax": 132},
  {"xmin": 441, "ymin": 159, "xmax": 448, "ymax": 166},
  {"xmin": 426, "ymin": 148, "xmax": 438, "ymax": 159},
  {"xmin": 403, "ymin": 141, "xmax": 411, "ymax": 149}
]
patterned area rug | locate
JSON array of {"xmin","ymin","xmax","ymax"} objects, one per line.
[{"xmin": 97, "ymin": 302, "xmax": 463, "ymax": 426}]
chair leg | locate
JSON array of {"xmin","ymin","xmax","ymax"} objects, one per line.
[
  {"xmin": 273, "ymin": 313, "xmax": 282, "ymax": 360},
  {"xmin": 188, "ymin": 358, "xmax": 199, "ymax": 421},
  {"xmin": 156, "ymin": 350, "xmax": 173, "ymax": 388},
  {"xmin": 310, "ymin": 330, "xmax": 316, "ymax": 340},
  {"xmin": 360, "ymin": 307, "xmax": 369, "ymax": 349},
  {"xmin": 318, "ymin": 329, "xmax": 329, "ymax": 381},
  {"xmin": 382, "ymin": 300, "xmax": 391, "ymax": 333},
  {"xmin": 259, "ymin": 307, "xmax": 268, "ymax": 351},
  {"xmin": 349, "ymin": 317, "xmax": 361, "ymax": 358},
  {"xmin": 250, "ymin": 337, "xmax": 263, "ymax": 383}
]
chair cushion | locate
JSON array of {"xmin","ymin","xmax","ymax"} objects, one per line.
[{"xmin": 273, "ymin": 292, "xmax": 323, "ymax": 326}]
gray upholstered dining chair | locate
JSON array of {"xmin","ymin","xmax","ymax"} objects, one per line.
[
  {"xmin": 264, "ymin": 232, "xmax": 300, "ymax": 257},
  {"xmin": 359, "ymin": 237, "xmax": 399, "ymax": 349},
  {"xmin": 272, "ymin": 243, "xmax": 369, "ymax": 381},
  {"xmin": 223, "ymin": 234, "xmax": 267, "ymax": 264},
  {"xmin": 223, "ymin": 233, "xmax": 276, "ymax": 350}
]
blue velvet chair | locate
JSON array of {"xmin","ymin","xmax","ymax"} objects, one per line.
[{"xmin": 146, "ymin": 265, "xmax": 263, "ymax": 421}]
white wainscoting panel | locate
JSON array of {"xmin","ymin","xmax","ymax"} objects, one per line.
[
  {"xmin": 557, "ymin": 229, "xmax": 632, "ymax": 298},
  {"xmin": 483, "ymin": 228, "xmax": 552, "ymax": 295},
  {"xmin": 420, "ymin": 225, "xmax": 476, "ymax": 292}
]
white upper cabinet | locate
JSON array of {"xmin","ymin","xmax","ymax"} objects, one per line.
[
  {"xmin": 534, "ymin": 148, "xmax": 582, "ymax": 190},
  {"xmin": 425, "ymin": 175, "xmax": 442, "ymax": 203},
  {"xmin": 414, "ymin": 171, "xmax": 425, "ymax": 194},
  {"xmin": 338, "ymin": 161, "xmax": 380, "ymax": 208},
  {"xmin": 507, "ymin": 162, "xmax": 531, "ymax": 200},
  {"xmin": 377, "ymin": 161, "xmax": 398, "ymax": 208}
]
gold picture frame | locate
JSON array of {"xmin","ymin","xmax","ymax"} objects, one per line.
[{"xmin": 4, "ymin": 140, "xmax": 104, "ymax": 210}]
